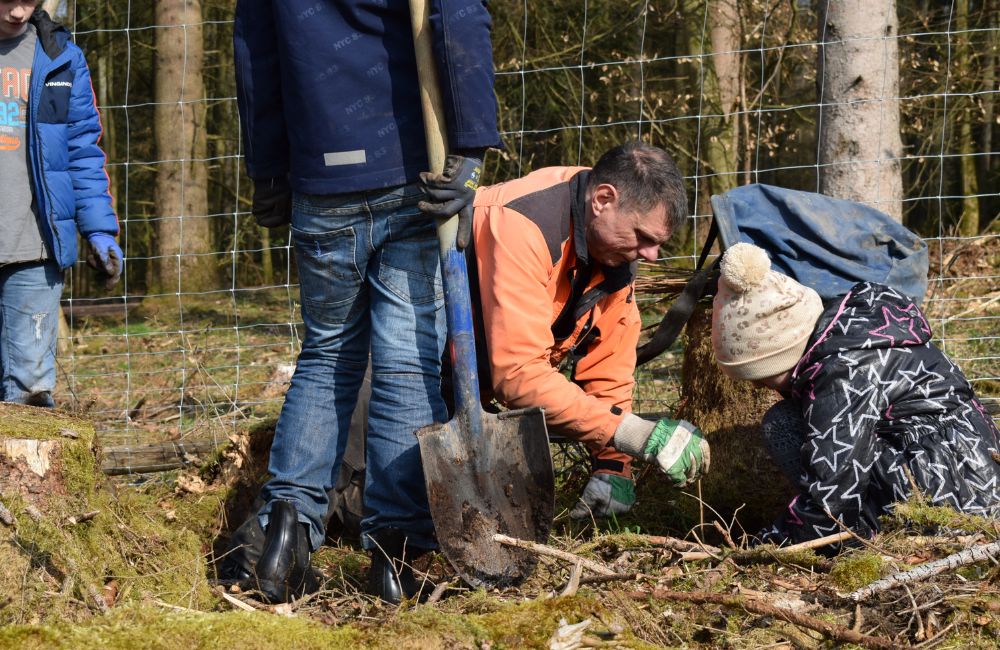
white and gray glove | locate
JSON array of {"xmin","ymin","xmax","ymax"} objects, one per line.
[
  {"xmin": 568, "ymin": 473, "xmax": 636, "ymax": 520},
  {"xmin": 613, "ymin": 414, "xmax": 710, "ymax": 487}
]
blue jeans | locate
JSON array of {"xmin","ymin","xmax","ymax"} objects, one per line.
[
  {"xmin": 0, "ymin": 260, "xmax": 63, "ymax": 407},
  {"xmin": 260, "ymin": 183, "xmax": 447, "ymax": 551}
]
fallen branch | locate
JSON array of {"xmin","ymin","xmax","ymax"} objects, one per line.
[
  {"xmin": 680, "ymin": 531, "xmax": 853, "ymax": 562},
  {"xmin": 426, "ymin": 578, "xmax": 456, "ymax": 605},
  {"xmin": 493, "ymin": 534, "xmax": 615, "ymax": 576},
  {"xmin": 563, "ymin": 572, "xmax": 639, "ymax": 589},
  {"xmin": 215, "ymin": 586, "xmax": 258, "ymax": 612},
  {"xmin": 66, "ymin": 510, "xmax": 100, "ymax": 526},
  {"xmin": 643, "ymin": 589, "xmax": 898, "ymax": 650},
  {"xmin": 638, "ymin": 534, "xmax": 721, "ymax": 554},
  {"xmin": 847, "ymin": 540, "xmax": 1000, "ymax": 602},
  {"xmin": 559, "ymin": 561, "xmax": 583, "ymax": 597}
]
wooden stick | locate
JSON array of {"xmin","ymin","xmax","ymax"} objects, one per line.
[
  {"xmin": 643, "ymin": 589, "xmax": 898, "ymax": 650},
  {"xmin": 216, "ymin": 587, "xmax": 258, "ymax": 612},
  {"xmin": 639, "ymin": 534, "xmax": 721, "ymax": 554},
  {"xmin": 680, "ymin": 531, "xmax": 854, "ymax": 562},
  {"xmin": 778, "ymin": 531, "xmax": 854, "ymax": 553},
  {"xmin": 66, "ymin": 510, "xmax": 100, "ymax": 526},
  {"xmin": 847, "ymin": 540, "xmax": 1000, "ymax": 602},
  {"xmin": 493, "ymin": 534, "xmax": 615, "ymax": 576},
  {"xmin": 714, "ymin": 521, "xmax": 738, "ymax": 550},
  {"xmin": 426, "ymin": 578, "xmax": 456, "ymax": 605},
  {"xmin": 559, "ymin": 561, "xmax": 583, "ymax": 597}
]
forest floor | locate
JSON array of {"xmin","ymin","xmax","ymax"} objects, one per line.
[{"xmin": 0, "ymin": 237, "xmax": 996, "ymax": 649}]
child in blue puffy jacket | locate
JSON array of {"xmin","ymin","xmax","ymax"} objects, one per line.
[{"xmin": 0, "ymin": 2, "xmax": 121, "ymax": 406}]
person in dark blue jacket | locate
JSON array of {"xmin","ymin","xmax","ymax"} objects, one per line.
[
  {"xmin": 0, "ymin": 4, "xmax": 121, "ymax": 407},
  {"xmin": 219, "ymin": 0, "xmax": 500, "ymax": 604}
]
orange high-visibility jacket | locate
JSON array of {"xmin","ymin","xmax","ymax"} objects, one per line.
[{"xmin": 471, "ymin": 166, "xmax": 641, "ymax": 473}]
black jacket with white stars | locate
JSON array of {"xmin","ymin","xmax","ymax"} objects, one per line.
[{"xmin": 769, "ymin": 282, "xmax": 1000, "ymax": 544}]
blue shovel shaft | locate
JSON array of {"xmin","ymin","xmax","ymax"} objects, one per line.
[{"xmin": 438, "ymin": 226, "xmax": 484, "ymax": 434}]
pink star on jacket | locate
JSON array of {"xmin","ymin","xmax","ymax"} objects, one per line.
[{"xmin": 868, "ymin": 305, "xmax": 926, "ymax": 346}]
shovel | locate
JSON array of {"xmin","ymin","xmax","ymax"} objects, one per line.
[{"xmin": 409, "ymin": 0, "xmax": 555, "ymax": 588}]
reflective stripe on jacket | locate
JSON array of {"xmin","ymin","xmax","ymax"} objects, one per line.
[
  {"xmin": 233, "ymin": 0, "xmax": 501, "ymax": 194},
  {"xmin": 472, "ymin": 166, "xmax": 641, "ymax": 454}
]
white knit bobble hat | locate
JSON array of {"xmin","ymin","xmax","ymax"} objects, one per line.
[{"xmin": 711, "ymin": 243, "xmax": 824, "ymax": 381}]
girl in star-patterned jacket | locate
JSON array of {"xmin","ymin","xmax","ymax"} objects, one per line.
[{"xmin": 711, "ymin": 243, "xmax": 1000, "ymax": 547}]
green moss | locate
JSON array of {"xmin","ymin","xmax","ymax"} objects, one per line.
[
  {"xmin": 0, "ymin": 595, "xmax": 658, "ymax": 650},
  {"xmin": 829, "ymin": 552, "xmax": 885, "ymax": 592},
  {"xmin": 2, "ymin": 484, "xmax": 216, "ymax": 625},
  {"xmin": 888, "ymin": 501, "xmax": 999, "ymax": 537},
  {"xmin": 0, "ymin": 606, "xmax": 363, "ymax": 650}
]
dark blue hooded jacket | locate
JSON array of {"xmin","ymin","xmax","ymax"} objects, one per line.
[
  {"xmin": 27, "ymin": 11, "xmax": 118, "ymax": 270},
  {"xmin": 233, "ymin": 0, "xmax": 501, "ymax": 194}
]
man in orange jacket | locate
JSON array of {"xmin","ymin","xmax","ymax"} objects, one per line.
[{"xmin": 469, "ymin": 141, "xmax": 710, "ymax": 520}]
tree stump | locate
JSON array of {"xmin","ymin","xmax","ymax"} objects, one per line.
[
  {"xmin": 0, "ymin": 402, "xmax": 100, "ymax": 511},
  {"xmin": 675, "ymin": 306, "xmax": 796, "ymax": 536}
]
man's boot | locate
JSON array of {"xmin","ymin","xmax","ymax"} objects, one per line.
[
  {"xmin": 217, "ymin": 514, "xmax": 266, "ymax": 582},
  {"xmin": 366, "ymin": 527, "xmax": 432, "ymax": 604},
  {"xmin": 254, "ymin": 500, "xmax": 320, "ymax": 603}
]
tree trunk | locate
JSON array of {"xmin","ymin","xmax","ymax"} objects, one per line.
[
  {"xmin": 956, "ymin": 0, "xmax": 981, "ymax": 236},
  {"xmin": 817, "ymin": 0, "xmax": 903, "ymax": 221},
  {"xmin": 983, "ymin": 0, "xmax": 997, "ymax": 181},
  {"xmin": 153, "ymin": 0, "xmax": 216, "ymax": 292},
  {"xmin": 683, "ymin": 0, "xmax": 741, "ymax": 198},
  {"xmin": 705, "ymin": 0, "xmax": 741, "ymax": 195}
]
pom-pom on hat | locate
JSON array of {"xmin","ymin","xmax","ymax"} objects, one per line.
[{"xmin": 711, "ymin": 243, "xmax": 824, "ymax": 381}]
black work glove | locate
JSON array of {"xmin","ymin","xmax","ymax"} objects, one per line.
[
  {"xmin": 418, "ymin": 154, "xmax": 482, "ymax": 250},
  {"xmin": 252, "ymin": 177, "xmax": 292, "ymax": 228}
]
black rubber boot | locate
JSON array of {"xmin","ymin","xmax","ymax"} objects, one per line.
[
  {"xmin": 217, "ymin": 513, "xmax": 266, "ymax": 582},
  {"xmin": 366, "ymin": 527, "xmax": 432, "ymax": 604},
  {"xmin": 254, "ymin": 501, "xmax": 320, "ymax": 603}
]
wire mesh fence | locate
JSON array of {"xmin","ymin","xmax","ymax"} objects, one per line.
[{"xmin": 45, "ymin": 1, "xmax": 997, "ymax": 466}]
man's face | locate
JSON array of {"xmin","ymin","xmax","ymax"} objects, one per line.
[
  {"xmin": 0, "ymin": 1, "xmax": 36, "ymax": 39},
  {"xmin": 585, "ymin": 183, "xmax": 671, "ymax": 267}
]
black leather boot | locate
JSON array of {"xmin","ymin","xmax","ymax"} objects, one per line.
[
  {"xmin": 254, "ymin": 501, "xmax": 320, "ymax": 603},
  {"xmin": 217, "ymin": 514, "xmax": 266, "ymax": 582},
  {"xmin": 367, "ymin": 527, "xmax": 432, "ymax": 604}
]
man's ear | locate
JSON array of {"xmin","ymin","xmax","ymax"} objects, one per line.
[{"xmin": 590, "ymin": 183, "xmax": 619, "ymax": 216}]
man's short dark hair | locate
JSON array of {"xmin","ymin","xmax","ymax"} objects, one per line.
[{"xmin": 589, "ymin": 141, "xmax": 688, "ymax": 234}]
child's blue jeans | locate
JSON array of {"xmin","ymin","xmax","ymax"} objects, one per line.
[{"xmin": 0, "ymin": 260, "xmax": 63, "ymax": 407}]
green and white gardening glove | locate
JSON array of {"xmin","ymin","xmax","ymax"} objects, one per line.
[
  {"xmin": 612, "ymin": 414, "xmax": 710, "ymax": 487},
  {"xmin": 568, "ymin": 473, "xmax": 636, "ymax": 520}
]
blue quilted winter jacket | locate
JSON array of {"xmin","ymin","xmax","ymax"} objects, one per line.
[
  {"xmin": 233, "ymin": 0, "xmax": 501, "ymax": 194},
  {"xmin": 27, "ymin": 11, "xmax": 118, "ymax": 270}
]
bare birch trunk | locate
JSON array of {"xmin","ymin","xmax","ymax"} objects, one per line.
[
  {"xmin": 817, "ymin": 0, "xmax": 903, "ymax": 221},
  {"xmin": 153, "ymin": 0, "xmax": 216, "ymax": 292}
]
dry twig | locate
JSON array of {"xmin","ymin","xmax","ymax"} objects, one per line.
[
  {"xmin": 680, "ymin": 531, "xmax": 853, "ymax": 562},
  {"xmin": 216, "ymin": 586, "xmax": 258, "ymax": 612},
  {"xmin": 426, "ymin": 578, "xmax": 456, "ymax": 604},
  {"xmin": 493, "ymin": 534, "xmax": 615, "ymax": 576},
  {"xmin": 636, "ymin": 534, "xmax": 720, "ymax": 554},
  {"xmin": 66, "ymin": 510, "xmax": 100, "ymax": 526},
  {"xmin": 642, "ymin": 589, "xmax": 898, "ymax": 650}
]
